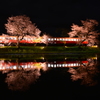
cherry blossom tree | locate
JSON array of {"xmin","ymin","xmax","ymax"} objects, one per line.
[
  {"xmin": 68, "ymin": 19, "xmax": 100, "ymax": 46},
  {"xmin": 5, "ymin": 15, "xmax": 41, "ymax": 48},
  {"xmin": 41, "ymin": 34, "xmax": 51, "ymax": 45}
]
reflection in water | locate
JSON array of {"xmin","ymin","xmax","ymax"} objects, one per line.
[
  {"xmin": 0, "ymin": 56, "xmax": 98, "ymax": 91},
  {"xmin": 0, "ymin": 60, "xmax": 47, "ymax": 91},
  {"xmin": 68, "ymin": 57, "xmax": 99, "ymax": 86},
  {"xmin": 5, "ymin": 69, "xmax": 41, "ymax": 91},
  {"xmin": 0, "ymin": 60, "xmax": 47, "ymax": 71}
]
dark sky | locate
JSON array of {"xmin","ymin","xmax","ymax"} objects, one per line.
[{"xmin": 0, "ymin": 0, "xmax": 100, "ymax": 36}]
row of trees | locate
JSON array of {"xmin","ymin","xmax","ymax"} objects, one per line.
[
  {"xmin": 56, "ymin": 19, "xmax": 100, "ymax": 47},
  {"xmin": 1, "ymin": 15, "xmax": 100, "ymax": 47}
]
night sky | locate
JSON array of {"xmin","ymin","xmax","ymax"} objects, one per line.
[{"xmin": 0, "ymin": 0, "xmax": 100, "ymax": 36}]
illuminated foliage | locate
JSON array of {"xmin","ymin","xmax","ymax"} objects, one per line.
[
  {"xmin": 41, "ymin": 34, "xmax": 50, "ymax": 45},
  {"xmin": 5, "ymin": 15, "xmax": 41, "ymax": 47},
  {"xmin": 68, "ymin": 19, "xmax": 100, "ymax": 46}
]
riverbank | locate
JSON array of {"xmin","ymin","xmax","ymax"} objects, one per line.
[{"xmin": 0, "ymin": 46, "xmax": 100, "ymax": 54}]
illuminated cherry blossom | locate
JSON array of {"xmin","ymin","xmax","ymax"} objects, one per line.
[
  {"xmin": 41, "ymin": 34, "xmax": 50, "ymax": 45},
  {"xmin": 5, "ymin": 15, "xmax": 41, "ymax": 47},
  {"xmin": 68, "ymin": 19, "xmax": 100, "ymax": 46}
]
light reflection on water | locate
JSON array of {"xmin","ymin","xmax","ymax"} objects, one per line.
[{"xmin": 0, "ymin": 55, "xmax": 99, "ymax": 92}]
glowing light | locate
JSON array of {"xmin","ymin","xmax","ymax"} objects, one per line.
[
  {"xmin": 34, "ymin": 63, "xmax": 42, "ymax": 69},
  {"xmin": 92, "ymin": 57, "xmax": 97, "ymax": 60},
  {"xmin": 0, "ymin": 44, "xmax": 4, "ymax": 47},
  {"xmin": 92, "ymin": 45, "xmax": 98, "ymax": 48},
  {"xmin": 62, "ymin": 64, "xmax": 64, "ymax": 67},
  {"xmin": 48, "ymin": 64, "xmax": 51, "ymax": 67},
  {"xmin": 40, "ymin": 46, "xmax": 45, "ymax": 49},
  {"xmin": 54, "ymin": 64, "xmax": 56, "ymax": 67},
  {"xmin": 70, "ymin": 64, "xmax": 73, "ymax": 66},
  {"xmin": 13, "ymin": 66, "xmax": 17, "ymax": 69},
  {"xmin": 27, "ymin": 65, "xmax": 31, "ymax": 68},
  {"xmin": 65, "ymin": 57, "xmax": 67, "ymax": 60},
  {"xmin": 48, "ymin": 38, "xmax": 51, "ymax": 41},
  {"xmin": 65, "ymin": 46, "xmax": 68, "ymax": 48},
  {"xmin": 40, "ymin": 57, "xmax": 44, "ymax": 60}
]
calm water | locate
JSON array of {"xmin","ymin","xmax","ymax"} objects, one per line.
[{"xmin": 0, "ymin": 54, "xmax": 100, "ymax": 99}]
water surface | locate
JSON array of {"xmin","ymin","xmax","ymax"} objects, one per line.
[{"xmin": 0, "ymin": 54, "xmax": 100, "ymax": 99}]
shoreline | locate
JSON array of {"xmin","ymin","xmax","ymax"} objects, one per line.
[{"xmin": 0, "ymin": 46, "xmax": 100, "ymax": 54}]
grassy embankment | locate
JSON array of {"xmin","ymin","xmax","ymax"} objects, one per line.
[{"xmin": 0, "ymin": 46, "xmax": 100, "ymax": 54}]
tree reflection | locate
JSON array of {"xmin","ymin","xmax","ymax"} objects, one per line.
[
  {"xmin": 0, "ymin": 56, "xmax": 99, "ymax": 91},
  {"xmin": 0, "ymin": 59, "xmax": 48, "ymax": 91},
  {"xmin": 5, "ymin": 69, "xmax": 41, "ymax": 91},
  {"xmin": 68, "ymin": 58, "xmax": 99, "ymax": 86}
]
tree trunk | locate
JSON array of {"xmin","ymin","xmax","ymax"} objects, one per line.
[
  {"xmin": 16, "ymin": 36, "xmax": 20, "ymax": 48},
  {"xmin": 78, "ymin": 39, "xmax": 86, "ymax": 49}
]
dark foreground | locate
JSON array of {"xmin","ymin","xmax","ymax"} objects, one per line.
[{"xmin": 0, "ymin": 68, "xmax": 100, "ymax": 99}]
